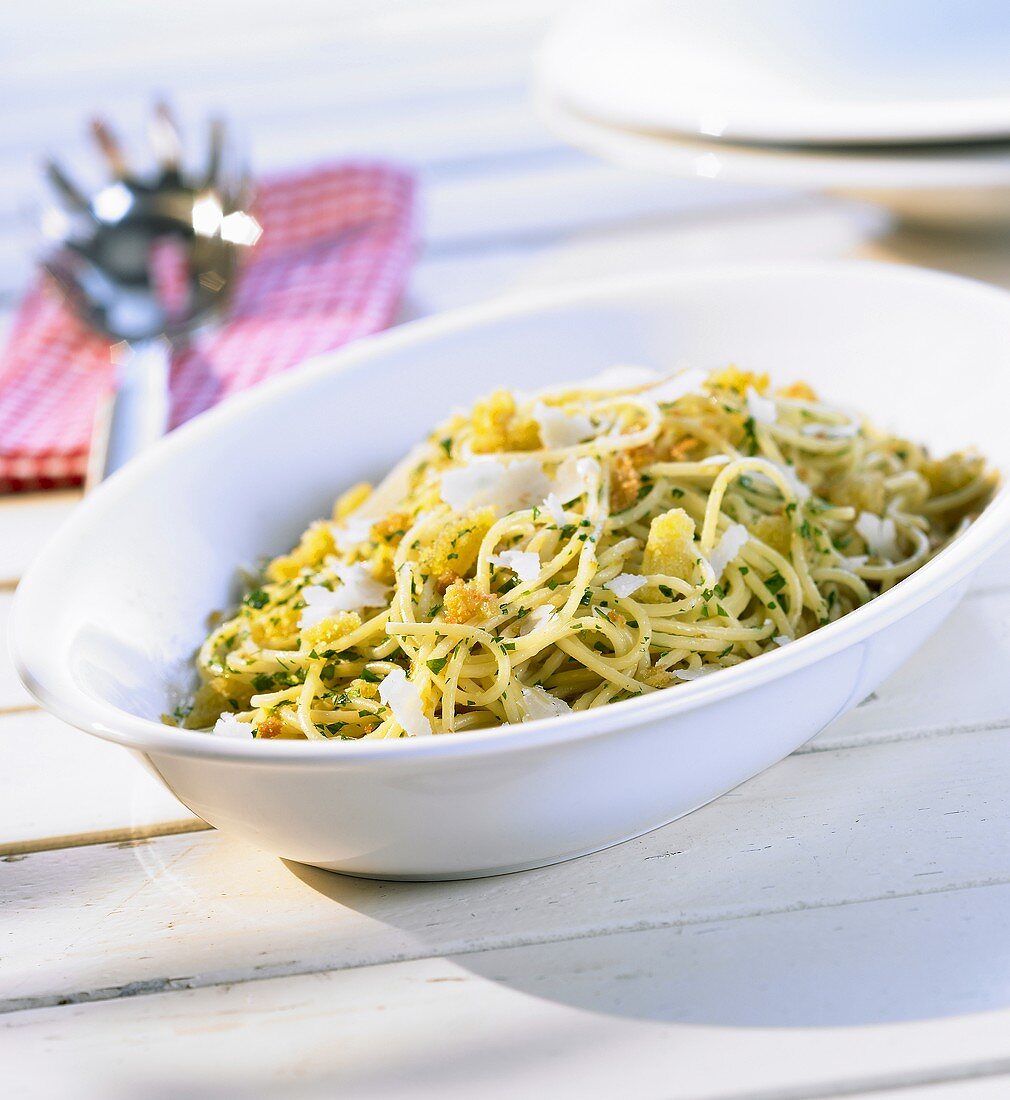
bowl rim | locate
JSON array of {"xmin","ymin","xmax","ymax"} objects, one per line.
[
  {"xmin": 537, "ymin": 85, "xmax": 1010, "ymax": 192},
  {"xmin": 538, "ymin": 5, "xmax": 1010, "ymax": 148},
  {"xmin": 13, "ymin": 258, "xmax": 1010, "ymax": 765}
]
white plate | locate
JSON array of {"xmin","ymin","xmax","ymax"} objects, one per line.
[
  {"xmin": 13, "ymin": 262, "xmax": 1010, "ymax": 879},
  {"xmin": 541, "ymin": 0, "xmax": 1010, "ymax": 146},
  {"xmin": 540, "ymin": 91, "xmax": 1010, "ymax": 228}
]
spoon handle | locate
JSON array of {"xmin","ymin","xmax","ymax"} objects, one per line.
[{"xmin": 86, "ymin": 339, "xmax": 171, "ymax": 489}]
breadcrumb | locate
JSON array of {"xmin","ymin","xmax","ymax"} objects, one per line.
[
  {"xmin": 420, "ymin": 508, "xmax": 495, "ymax": 577},
  {"xmin": 442, "ymin": 579, "xmax": 496, "ymax": 624},
  {"xmin": 666, "ymin": 437, "xmax": 698, "ymax": 462},
  {"xmin": 610, "ymin": 452, "xmax": 642, "ymax": 511},
  {"xmin": 367, "ymin": 542, "xmax": 397, "ymax": 586},
  {"xmin": 778, "ymin": 381, "xmax": 818, "ymax": 402},
  {"xmin": 642, "ymin": 508, "xmax": 698, "ymax": 579},
  {"xmin": 752, "ymin": 514, "xmax": 792, "ymax": 555},
  {"xmin": 185, "ymin": 684, "xmax": 241, "ymax": 729},
  {"xmin": 246, "ymin": 602, "xmax": 301, "ymax": 646},
  {"xmin": 628, "ymin": 442, "xmax": 656, "ymax": 468},
  {"xmin": 266, "ymin": 522, "xmax": 337, "ymax": 582},
  {"xmin": 826, "ymin": 472, "xmax": 886, "ymax": 514},
  {"xmin": 333, "ymin": 482, "xmax": 372, "ymax": 521},
  {"xmin": 301, "ymin": 611, "xmax": 362, "ymax": 650},
  {"xmin": 371, "ymin": 510, "xmax": 413, "ymax": 548},
  {"xmin": 470, "ymin": 389, "xmax": 540, "ymax": 453},
  {"xmin": 256, "ymin": 715, "xmax": 284, "ymax": 739},
  {"xmin": 349, "ymin": 678, "xmax": 379, "ymax": 700},
  {"xmin": 641, "ymin": 666, "xmax": 675, "ymax": 688},
  {"xmin": 922, "ymin": 453, "xmax": 985, "ymax": 497},
  {"xmin": 708, "ymin": 366, "xmax": 769, "ymax": 395}
]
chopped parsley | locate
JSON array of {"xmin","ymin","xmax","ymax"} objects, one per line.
[
  {"xmin": 244, "ymin": 588, "xmax": 269, "ymax": 609},
  {"xmin": 765, "ymin": 572, "xmax": 786, "ymax": 595}
]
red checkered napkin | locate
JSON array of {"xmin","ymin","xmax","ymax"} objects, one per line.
[{"xmin": 0, "ymin": 162, "xmax": 416, "ymax": 492}]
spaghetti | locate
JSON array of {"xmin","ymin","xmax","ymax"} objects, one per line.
[{"xmin": 179, "ymin": 365, "xmax": 996, "ymax": 740}]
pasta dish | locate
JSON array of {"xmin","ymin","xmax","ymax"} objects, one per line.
[{"xmin": 177, "ymin": 365, "xmax": 995, "ymax": 741}]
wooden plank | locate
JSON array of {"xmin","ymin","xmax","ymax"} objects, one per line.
[
  {"xmin": 0, "ymin": 711, "xmax": 195, "ymax": 852},
  {"xmin": 1, "ymin": 0, "xmax": 557, "ymax": 86},
  {"xmin": 0, "ymin": 493, "xmax": 79, "ymax": 586},
  {"xmin": 3, "ymin": 889, "xmax": 1010, "ymax": 1099},
  {"xmin": 861, "ymin": 1079, "xmax": 1010, "ymax": 1100},
  {"xmin": 3, "ymin": 718, "xmax": 1007, "ymax": 1011},
  {"xmin": 0, "ymin": 596, "xmax": 33, "ymax": 711},
  {"xmin": 0, "ymin": 151, "xmax": 784, "ymax": 301},
  {"xmin": 0, "ymin": 2, "xmax": 561, "ymax": 227},
  {"xmin": 0, "ymin": 29, "xmax": 533, "ymax": 105},
  {"xmin": 0, "ymin": 77, "xmax": 558, "ymax": 220},
  {"xmin": 409, "ymin": 192, "xmax": 883, "ymax": 316}
]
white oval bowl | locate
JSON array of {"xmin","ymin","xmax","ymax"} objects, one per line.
[{"xmin": 13, "ymin": 261, "xmax": 1010, "ymax": 879}]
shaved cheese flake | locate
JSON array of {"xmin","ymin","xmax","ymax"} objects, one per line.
[
  {"xmin": 706, "ymin": 523, "xmax": 749, "ymax": 581},
  {"xmin": 746, "ymin": 387, "xmax": 777, "ymax": 426},
  {"xmin": 440, "ymin": 458, "xmax": 508, "ymax": 511},
  {"xmin": 521, "ymin": 685, "xmax": 572, "ymax": 721},
  {"xmin": 491, "ymin": 549, "xmax": 541, "ymax": 583},
  {"xmin": 333, "ymin": 562, "xmax": 391, "ymax": 610},
  {"xmin": 775, "ymin": 461, "xmax": 811, "ymax": 502},
  {"xmin": 331, "ymin": 513, "xmax": 374, "ymax": 546},
  {"xmin": 646, "ymin": 368, "xmax": 709, "ymax": 405},
  {"xmin": 605, "ymin": 573, "xmax": 648, "ymax": 598},
  {"xmin": 519, "ymin": 604, "xmax": 557, "ymax": 636},
  {"xmin": 213, "ymin": 713, "xmax": 254, "ymax": 738},
  {"xmin": 440, "ymin": 458, "xmax": 551, "ymax": 516},
  {"xmin": 773, "ymin": 635, "xmax": 792, "ymax": 647},
  {"xmin": 673, "ymin": 666, "xmax": 716, "ymax": 681},
  {"xmin": 542, "ymin": 492, "xmax": 568, "ymax": 525},
  {"xmin": 552, "ymin": 455, "xmax": 601, "ymax": 504},
  {"xmin": 378, "ymin": 668, "xmax": 432, "ymax": 737},
  {"xmin": 299, "ymin": 585, "xmax": 345, "ymax": 628},
  {"xmin": 299, "ymin": 564, "xmax": 390, "ymax": 627},
  {"xmin": 495, "ymin": 461, "xmax": 556, "ymax": 514},
  {"xmin": 533, "ymin": 402, "xmax": 596, "ymax": 449},
  {"xmin": 856, "ymin": 512, "xmax": 900, "ymax": 560}
]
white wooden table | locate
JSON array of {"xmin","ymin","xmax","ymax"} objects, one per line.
[{"xmin": 3, "ymin": 4, "xmax": 1010, "ymax": 1097}]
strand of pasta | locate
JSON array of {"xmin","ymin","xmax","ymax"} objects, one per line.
[{"xmin": 186, "ymin": 372, "xmax": 996, "ymax": 740}]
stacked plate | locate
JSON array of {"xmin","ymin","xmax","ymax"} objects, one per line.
[{"xmin": 538, "ymin": 0, "xmax": 1010, "ymax": 226}]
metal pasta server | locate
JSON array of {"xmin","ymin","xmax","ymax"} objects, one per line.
[{"xmin": 39, "ymin": 104, "xmax": 261, "ymax": 487}]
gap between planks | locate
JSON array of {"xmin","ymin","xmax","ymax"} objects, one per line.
[
  {"xmin": 0, "ymin": 703, "xmax": 38, "ymax": 717},
  {"xmin": 739, "ymin": 1062, "xmax": 1010, "ymax": 1100},
  {"xmin": 0, "ymin": 817, "xmax": 210, "ymax": 859},
  {"xmin": 4, "ymin": 870, "xmax": 1010, "ymax": 1016},
  {"xmin": 0, "ymin": 490, "xmax": 81, "ymax": 509}
]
